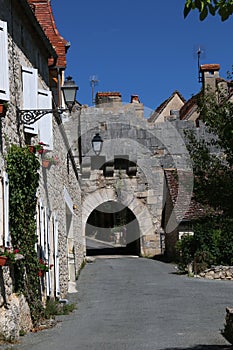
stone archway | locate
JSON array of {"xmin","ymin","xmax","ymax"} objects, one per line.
[
  {"xmin": 86, "ymin": 200, "xmax": 141, "ymax": 255},
  {"xmin": 82, "ymin": 188, "xmax": 155, "ymax": 256}
]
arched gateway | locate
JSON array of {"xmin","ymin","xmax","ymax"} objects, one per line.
[{"xmin": 82, "ymin": 188, "xmax": 155, "ymax": 257}]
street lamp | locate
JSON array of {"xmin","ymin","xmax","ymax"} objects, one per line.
[
  {"xmin": 61, "ymin": 76, "xmax": 79, "ymax": 112},
  {"xmin": 91, "ymin": 133, "xmax": 103, "ymax": 155},
  {"xmin": 17, "ymin": 76, "xmax": 79, "ymax": 125}
]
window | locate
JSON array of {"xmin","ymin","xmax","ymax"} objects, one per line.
[{"xmin": 0, "ymin": 20, "xmax": 9, "ymax": 101}]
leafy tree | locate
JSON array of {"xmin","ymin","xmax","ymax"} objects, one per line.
[
  {"xmin": 186, "ymin": 90, "xmax": 233, "ymax": 216},
  {"xmin": 178, "ymin": 87, "xmax": 233, "ymax": 271},
  {"xmin": 184, "ymin": 0, "xmax": 233, "ymax": 21}
]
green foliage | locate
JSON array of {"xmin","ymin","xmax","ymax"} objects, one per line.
[
  {"xmin": 6, "ymin": 145, "xmax": 43, "ymax": 325},
  {"xmin": 43, "ymin": 299, "xmax": 76, "ymax": 319},
  {"xmin": 199, "ymin": 91, "xmax": 233, "ymax": 165},
  {"xmin": 181, "ymin": 82, "xmax": 233, "ymax": 275},
  {"xmin": 185, "ymin": 91, "xmax": 233, "ymax": 216},
  {"xmin": 176, "ymin": 217, "xmax": 233, "ymax": 273},
  {"xmin": 175, "ymin": 235, "xmax": 196, "ymax": 271},
  {"xmin": 184, "ymin": 0, "xmax": 233, "ymax": 21}
]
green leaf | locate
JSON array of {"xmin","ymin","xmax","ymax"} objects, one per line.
[
  {"xmin": 208, "ymin": 3, "xmax": 216, "ymax": 14},
  {"xmin": 200, "ymin": 5, "xmax": 209, "ymax": 19},
  {"xmin": 195, "ymin": 0, "xmax": 202, "ymax": 10},
  {"xmin": 184, "ymin": 3, "xmax": 193, "ymax": 17}
]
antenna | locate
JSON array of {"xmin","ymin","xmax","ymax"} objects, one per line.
[
  {"xmin": 89, "ymin": 75, "xmax": 99, "ymax": 104},
  {"xmin": 193, "ymin": 45, "xmax": 206, "ymax": 83},
  {"xmin": 197, "ymin": 47, "xmax": 202, "ymax": 83},
  {"xmin": 194, "ymin": 45, "xmax": 206, "ymax": 83}
]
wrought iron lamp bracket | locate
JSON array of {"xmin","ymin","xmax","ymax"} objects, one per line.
[{"xmin": 17, "ymin": 108, "xmax": 67, "ymax": 125}]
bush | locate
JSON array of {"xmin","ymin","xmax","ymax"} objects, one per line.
[
  {"xmin": 193, "ymin": 250, "xmax": 215, "ymax": 274},
  {"xmin": 176, "ymin": 216, "xmax": 233, "ymax": 273},
  {"xmin": 175, "ymin": 235, "xmax": 196, "ymax": 272}
]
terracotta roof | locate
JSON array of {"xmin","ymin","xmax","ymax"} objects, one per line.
[
  {"xmin": 164, "ymin": 169, "xmax": 210, "ymax": 222},
  {"xmin": 27, "ymin": 0, "xmax": 69, "ymax": 67},
  {"xmin": 96, "ymin": 92, "xmax": 121, "ymax": 97},
  {"xmin": 200, "ymin": 64, "xmax": 220, "ymax": 71},
  {"xmin": 148, "ymin": 90, "xmax": 186, "ymax": 123}
]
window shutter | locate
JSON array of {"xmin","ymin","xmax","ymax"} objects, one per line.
[
  {"xmin": 22, "ymin": 66, "xmax": 38, "ymax": 134},
  {"xmin": 0, "ymin": 20, "xmax": 9, "ymax": 101},
  {"xmin": 3, "ymin": 172, "xmax": 10, "ymax": 247},
  {"xmin": 38, "ymin": 89, "xmax": 53, "ymax": 150},
  {"xmin": 39, "ymin": 200, "xmax": 45, "ymax": 254},
  {"xmin": 54, "ymin": 214, "xmax": 60, "ymax": 297},
  {"xmin": 0, "ymin": 178, "xmax": 4, "ymax": 247},
  {"xmin": 44, "ymin": 207, "xmax": 51, "ymax": 296}
]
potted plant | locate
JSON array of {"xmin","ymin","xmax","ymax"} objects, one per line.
[
  {"xmin": 42, "ymin": 158, "xmax": 51, "ymax": 168},
  {"xmin": 38, "ymin": 258, "xmax": 53, "ymax": 276},
  {"xmin": 0, "ymin": 255, "xmax": 8, "ymax": 266},
  {"xmin": 42, "ymin": 155, "xmax": 59, "ymax": 168},
  {"xmin": 28, "ymin": 141, "xmax": 48, "ymax": 154},
  {"xmin": 0, "ymin": 102, "xmax": 9, "ymax": 116},
  {"xmin": 0, "ymin": 247, "xmax": 23, "ymax": 265}
]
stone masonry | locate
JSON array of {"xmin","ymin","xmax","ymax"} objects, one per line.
[{"xmin": 65, "ymin": 94, "xmax": 196, "ymax": 257}]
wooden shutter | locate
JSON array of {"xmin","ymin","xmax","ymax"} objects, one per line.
[
  {"xmin": 22, "ymin": 66, "xmax": 38, "ymax": 134},
  {"xmin": 39, "ymin": 200, "xmax": 45, "ymax": 254},
  {"xmin": 54, "ymin": 214, "xmax": 60, "ymax": 297},
  {"xmin": 38, "ymin": 89, "xmax": 53, "ymax": 150},
  {"xmin": 44, "ymin": 207, "xmax": 52, "ymax": 296},
  {"xmin": 0, "ymin": 20, "xmax": 9, "ymax": 101},
  {"xmin": 0, "ymin": 177, "xmax": 4, "ymax": 246}
]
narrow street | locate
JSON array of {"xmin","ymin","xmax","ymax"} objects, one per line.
[{"xmin": 8, "ymin": 257, "xmax": 233, "ymax": 350}]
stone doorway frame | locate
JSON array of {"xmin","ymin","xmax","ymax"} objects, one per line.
[{"xmin": 82, "ymin": 188, "xmax": 155, "ymax": 257}]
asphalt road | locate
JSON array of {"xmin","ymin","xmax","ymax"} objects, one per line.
[{"xmin": 6, "ymin": 257, "xmax": 233, "ymax": 350}]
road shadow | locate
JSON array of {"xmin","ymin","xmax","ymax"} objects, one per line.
[
  {"xmin": 159, "ymin": 345, "xmax": 232, "ymax": 350},
  {"xmin": 86, "ymin": 246, "xmax": 136, "ymax": 256}
]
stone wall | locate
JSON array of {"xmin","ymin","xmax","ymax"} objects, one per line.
[
  {"xmin": 77, "ymin": 103, "xmax": 190, "ymax": 257},
  {"xmin": 222, "ymin": 307, "xmax": 233, "ymax": 345},
  {"xmin": 0, "ymin": 266, "xmax": 32, "ymax": 341},
  {"xmin": 0, "ymin": 0, "xmax": 84, "ymax": 339},
  {"xmin": 37, "ymin": 114, "xmax": 83, "ymax": 298},
  {"xmin": 198, "ymin": 266, "xmax": 233, "ymax": 280}
]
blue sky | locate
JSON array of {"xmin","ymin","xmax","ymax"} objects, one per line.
[{"xmin": 52, "ymin": 0, "xmax": 233, "ymax": 113}]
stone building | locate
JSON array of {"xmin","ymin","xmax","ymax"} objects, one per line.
[
  {"xmin": 63, "ymin": 91, "xmax": 194, "ymax": 258},
  {"xmin": 149, "ymin": 63, "xmax": 228, "ymax": 260},
  {"xmin": 0, "ymin": 0, "xmax": 83, "ymax": 340}
]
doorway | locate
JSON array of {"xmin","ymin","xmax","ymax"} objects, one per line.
[{"xmin": 85, "ymin": 201, "xmax": 140, "ymax": 256}]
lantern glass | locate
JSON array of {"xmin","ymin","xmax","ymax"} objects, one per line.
[
  {"xmin": 61, "ymin": 76, "xmax": 78, "ymax": 110},
  {"xmin": 92, "ymin": 133, "xmax": 103, "ymax": 155}
]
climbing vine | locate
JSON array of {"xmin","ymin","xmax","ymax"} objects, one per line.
[{"xmin": 6, "ymin": 145, "xmax": 43, "ymax": 324}]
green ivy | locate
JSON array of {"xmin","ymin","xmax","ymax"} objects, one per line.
[{"xmin": 6, "ymin": 145, "xmax": 43, "ymax": 325}]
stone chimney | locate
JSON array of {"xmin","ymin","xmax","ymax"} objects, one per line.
[
  {"xmin": 95, "ymin": 92, "xmax": 122, "ymax": 106},
  {"xmin": 131, "ymin": 95, "xmax": 140, "ymax": 103},
  {"xmin": 130, "ymin": 94, "xmax": 144, "ymax": 118},
  {"xmin": 200, "ymin": 64, "xmax": 220, "ymax": 92}
]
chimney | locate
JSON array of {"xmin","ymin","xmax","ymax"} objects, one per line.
[
  {"xmin": 95, "ymin": 92, "xmax": 122, "ymax": 106},
  {"xmin": 131, "ymin": 95, "xmax": 140, "ymax": 103},
  {"xmin": 199, "ymin": 64, "xmax": 220, "ymax": 92},
  {"xmin": 130, "ymin": 94, "xmax": 144, "ymax": 118}
]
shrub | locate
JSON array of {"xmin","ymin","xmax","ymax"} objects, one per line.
[{"xmin": 176, "ymin": 216, "xmax": 233, "ymax": 273}]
